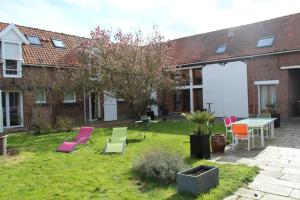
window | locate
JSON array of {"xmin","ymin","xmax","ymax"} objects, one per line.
[
  {"xmin": 63, "ymin": 91, "xmax": 76, "ymax": 103},
  {"xmin": 216, "ymin": 45, "xmax": 227, "ymax": 54},
  {"xmin": 52, "ymin": 39, "xmax": 65, "ymax": 48},
  {"xmin": 256, "ymin": 36, "xmax": 274, "ymax": 48},
  {"xmin": 193, "ymin": 68, "xmax": 202, "ymax": 85},
  {"xmin": 2, "ymin": 41, "xmax": 22, "ymax": 78},
  {"xmin": 27, "ymin": 35, "xmax": 41, "ymax": 45},
  {"xmin": 260, "ymin": 85, "xmax": 276, "ymax": 113},
  {"xmin": 35, "ymin": 89, "xmax": 46, "ymax": 104},
  {"xmin": 4, "ymin": 60, "xmax": 18, "ymax": 75}
]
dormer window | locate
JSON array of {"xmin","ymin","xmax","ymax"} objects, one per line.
[
  {"xmin": 216, "ymin": 45, "xmax": 227, "ymax": 54},
  {"xmin": 52, "ymin": 39, "xmax": 65, "ymax": 48},
  {"xmin": 2, "ymin": 41, "xmax": 23, "ymax": 78},
  {"xmin": 0, "ymin": 24, "xmax": 29, "ymax": 78},
  {"xmin": 256, "ymin": 36, "xmax": 274, "ymax": 48},
  {"xmin": 27, "ymin": 35, "xmax": 41, "ymax": 45}
]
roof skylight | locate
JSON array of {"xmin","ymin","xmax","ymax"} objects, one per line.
[
  {"xmin": 216, "ymin": 45, "xmax": 227, "ymax": 54},
  {"xmin": 256, "ymin": 36, "xmax": 274, "ymax": 48},
  {"xmin": 27, "ymin": 35, "xmax": 41, "ymax": 45},
  {"xmin": 52, "ymin": 39, "xmax": 65, "ymax": 48}
]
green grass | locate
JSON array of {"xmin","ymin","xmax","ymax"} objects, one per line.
[{"xmin": 0, "ymin": 120, "xmax": 258, "ymax": 200}]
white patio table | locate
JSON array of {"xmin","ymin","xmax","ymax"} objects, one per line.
[{"xmin": 231, "ymin": 118, "xmax": 276, "ymax": 147}]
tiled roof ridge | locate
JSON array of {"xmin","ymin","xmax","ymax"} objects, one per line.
[
  {"xmin": 0, "ymin": 21, "xmax": 89, "ymax": 39},
  {"xmin": 172, "ymin": 12, "xmax": 300, "ymax": 42}
]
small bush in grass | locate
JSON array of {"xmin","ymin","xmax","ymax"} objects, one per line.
[
  {"xmin": 132, "ymin": 149, "xmax": 189, "ymax": 184},
  {"xmin": 57, "ymin": 116, "xmax": 73, "ymax": 132}
]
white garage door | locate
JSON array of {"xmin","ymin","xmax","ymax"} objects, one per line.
[{"xmin": 203, "ymin": 61, "xmax": 248, "ymax": 118}]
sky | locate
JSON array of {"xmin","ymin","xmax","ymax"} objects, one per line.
[{"xmin": 0, "ymin": 0, "xmax": 300, "ymax": 39}]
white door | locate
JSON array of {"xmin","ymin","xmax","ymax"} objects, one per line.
[{"xmin": 104, "ymin": 93, "xmax": 117, "ymax": 121}]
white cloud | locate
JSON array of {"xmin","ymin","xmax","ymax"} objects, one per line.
[
  {"xmin": 0, "ymin": 0, "xmax": 300, "ymax": 39},
  {"xmin": 62, "ymin": 0, "xmax": 102, "ymax": 11}
]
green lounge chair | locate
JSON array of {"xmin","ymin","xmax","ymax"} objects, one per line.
[{"xmin": 104, "ymin": 127, "xmax": 128, "ymax": 153}]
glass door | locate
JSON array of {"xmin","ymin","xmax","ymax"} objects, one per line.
[
  {"xmin": 2, "ymin": 91, "xmax": 23, "ymax": 128},
  {"xmin": 1, "ymin": 92, "xmax": 6, "ymax": 127},
  {"xmin": 260, "ymin": 85, "xmax": 276, "ymax": 113}
]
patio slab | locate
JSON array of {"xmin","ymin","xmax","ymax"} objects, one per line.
[{"xmin": 219, "ymin": 119, "xmax": 300, "ymax": 200}]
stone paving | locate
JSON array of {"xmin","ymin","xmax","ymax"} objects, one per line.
[{"xmin": 212, "ymin": 119, "xmax": 300, "ymax": 200}]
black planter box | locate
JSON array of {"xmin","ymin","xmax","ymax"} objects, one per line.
[
  {"xmin": 177, "ymin": 165, "xmax": 219, "ymax": 195},
  {"xmin": 271, "ymin": 113, "xmax": 280, "ymax": 128},
  {"xmin": 190, "ymin": 134, "xmax": 210, "ymax": 159}
]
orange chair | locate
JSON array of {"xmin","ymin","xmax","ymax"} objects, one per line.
[{"xmin": 231, "ymin": 124, "xmax": 254, "ymax": 151}]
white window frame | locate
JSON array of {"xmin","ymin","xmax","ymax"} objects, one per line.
[
  {"xmin": 255, "ymin": 80, "xmax": 279, "ymax": 114},
  {"xmin": 2, "ymin": 90, "xmax": 24, "ymax": 128},
  {"xmin": 2, "ymin": 41, "xmax": 23, "ymax": 78},
  {"xmin": 3, "ymin": 59, "xmax": 22, "ymax": 78},
  {"xmin": 63, "ymin": 91, "xmax": 76, "ymax": 103},
  {"xmin": 35, "ymin": 89, "xmax": 46, "ymax": 104}
]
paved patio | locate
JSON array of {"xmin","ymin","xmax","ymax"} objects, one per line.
[{"xmin": 213, "ymin": 119, "xmax": 300, "ymax": 200}]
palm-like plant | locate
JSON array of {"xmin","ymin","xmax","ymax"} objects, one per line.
[{"xmin": 183, "ymin": 111, "xmax": 215, "ymax": 135}]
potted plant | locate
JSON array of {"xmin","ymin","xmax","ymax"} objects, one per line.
[
  {"xmin": 269, "ymin": 103, "xmax": 280, "ymax": 128},
  {"xmin": 183, "ymin": 111, "xmax": 214, "ymax": 159},
  {"xmin": 177, "ymin": 165, "xmax": 219, "ymax": 195}
]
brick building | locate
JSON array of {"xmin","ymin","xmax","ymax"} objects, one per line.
[
  {"xmin": 1, "ymin": 12, "xmax": 300, "ymax": 131},
  {"xmin": 161, "ymin": 12, "xmax": 300, "ymax": 119},
  {"xmin": 0, "ymin": 23, "xmax": 130, "ymax": 131}
]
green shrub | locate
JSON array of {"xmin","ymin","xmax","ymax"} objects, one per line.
[
  {"xmin": 132, "ymin": 149, "xmax": 189, "ymax": 184},
  {"xmin": 57, "ymin": 116, "xmax": 73, "ymax": 132},
  {"xmin": 31, "ymin": 121, "xmax": 53, "ymax": 135}
]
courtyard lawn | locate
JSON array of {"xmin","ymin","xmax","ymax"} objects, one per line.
[{"xmin": 0, "ymin": 120, "xmax": 258, "ymax": 200}]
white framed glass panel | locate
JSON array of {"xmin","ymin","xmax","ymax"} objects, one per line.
[
  {"xmin": 35, "ymin": 89, "xmax": 46, "ymax": 103},
  {"xmin": 5, "ymin": 60, "xmax": 18, "ymax": 75},
  {"xmin": 260, "ymin": 85, "xmax": 276, "ymax": 113},
  {"xmin": 52, "ymin": 39, "xmax": 65, "ymax": 48},
  {"xmin": 27, "ymin": 36, "xmax": 41, "ymax": 45},
  {"xmin": 63, "ymin": 91, "xmax": 76, "ymax": 103}
]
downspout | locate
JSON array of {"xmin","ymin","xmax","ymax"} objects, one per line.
[{"xmin": 251, "ymin": 56, "xmax": 256, "ymax": 115}]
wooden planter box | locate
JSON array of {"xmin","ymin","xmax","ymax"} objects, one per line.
[{"xmin": 177, "ymin": 165, "xmax": 219, "ymax": 195}]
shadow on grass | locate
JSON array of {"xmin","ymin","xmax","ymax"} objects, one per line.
[{"xmin": 127, "ymin": 138, "xmax": 144, "ymax": 143}]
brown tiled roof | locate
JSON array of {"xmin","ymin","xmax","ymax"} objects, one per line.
[
  {"xmin": 172, "ymin": 12, "xmax": 300, "ymax": 66},
  {"xmin": 0, "ymin": 22, "xmax": 87, "ymax": 67}
]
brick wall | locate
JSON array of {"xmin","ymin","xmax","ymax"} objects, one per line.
[{"xmin": 0, "ymin": 65, "xmax": 85, "ymax": 129}]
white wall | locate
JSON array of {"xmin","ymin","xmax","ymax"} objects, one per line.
[{"xmin": 203, "ymin": 61, "xmax": 248, "ymax": 118}]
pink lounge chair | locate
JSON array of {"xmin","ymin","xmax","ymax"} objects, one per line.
[{"xmin": 57, "ymin": 127, "xmax": 94, "ymax": 153}]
